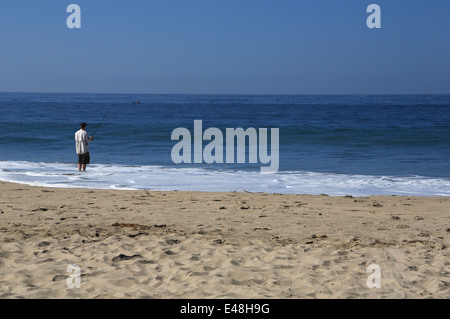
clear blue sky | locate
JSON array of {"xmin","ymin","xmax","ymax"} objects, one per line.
[{"xmin": 0, "ymin": 0, "xmax": 449, "ymax": 94}]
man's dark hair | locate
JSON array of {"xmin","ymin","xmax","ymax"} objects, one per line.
[{"xmin": 80, "ymin": 122, "xmax": 87, "ymax": 128}]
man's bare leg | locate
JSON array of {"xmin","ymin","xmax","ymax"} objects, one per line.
[
  {"xmin": 78, "ymin": 164, "xmax": 82, "ymax": 171},
  {"xmin": 82, "ymin": 164, "xmax": 87, "ymax": 171}
]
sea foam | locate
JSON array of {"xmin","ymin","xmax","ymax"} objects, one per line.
[{"xmin": 0, "ymin": 161, "xmax": 449, "ymax": 196}]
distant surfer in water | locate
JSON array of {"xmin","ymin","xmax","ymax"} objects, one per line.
[{"xmin": 75, "ymin": 122, "xmax": 94, "ymax": 171}]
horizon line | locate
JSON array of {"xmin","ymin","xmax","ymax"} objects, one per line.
[{"xmin": 1, "ymin": 91, "xmax": 450, "ymax": 96}]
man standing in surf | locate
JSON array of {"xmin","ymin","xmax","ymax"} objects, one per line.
[{"xmin": 75, "ymin": 122, "xmax": 94, "ymax": 171}]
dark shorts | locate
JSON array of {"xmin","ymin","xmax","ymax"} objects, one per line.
[{"xmin": 78, "ymin": 152, "xmax": 90, "ymax": 165}]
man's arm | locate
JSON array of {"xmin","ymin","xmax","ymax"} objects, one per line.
[{"xmin": 84, "ymin": 132, "xmax": 94, "ymax": 143}]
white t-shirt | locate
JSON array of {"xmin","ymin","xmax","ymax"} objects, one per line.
[{"xmin": 75, "ymin": 129, "xmax": 93, "ymax": 154}]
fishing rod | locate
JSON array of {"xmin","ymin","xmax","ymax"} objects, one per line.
[
  {"xmin": 91, "ymin": 99, "xmax": 139, "ymax": 137},
  {"xmin": 91, "ymin": 107, "xmax": 113, "ymax": 138}
]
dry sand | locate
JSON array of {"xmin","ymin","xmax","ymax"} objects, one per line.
[{"xmin": 0, "ymin": 181, "xmax": 448, "ymax": 298}]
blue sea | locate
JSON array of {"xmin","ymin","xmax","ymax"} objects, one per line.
[{"xmin": 0, "ymin": 93, "xmax": 449, "ymax": 196}]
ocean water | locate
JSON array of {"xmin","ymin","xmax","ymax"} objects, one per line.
[{"xmin": 0, "ymin": 93, "xmax": 449, "ymax": 196}]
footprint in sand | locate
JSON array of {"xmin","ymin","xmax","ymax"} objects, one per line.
[{"xmin": 112, "ymin": 254, "xmax": 142, "ymax": 263}]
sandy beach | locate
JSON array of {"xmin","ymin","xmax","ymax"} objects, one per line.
[{"xmin": 0, "ymin": 180, "xmax": 448, "ymax": 298}]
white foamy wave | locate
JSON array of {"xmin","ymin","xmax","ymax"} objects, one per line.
[{"xmin": 0, "ymin": 161, "xmax": 449, "ymax": 196}]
